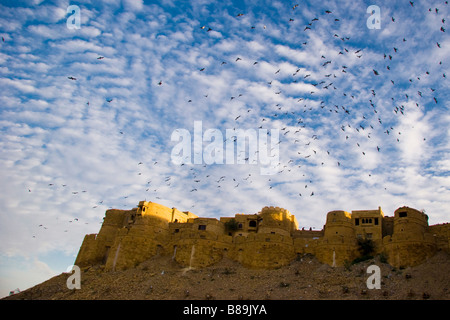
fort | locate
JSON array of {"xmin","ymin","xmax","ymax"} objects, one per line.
[{"xmin": 75, "ymin": 201, "xmax": 449, "ymax": 271}]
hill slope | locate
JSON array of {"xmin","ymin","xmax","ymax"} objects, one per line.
[{"xmin": 4, "ymin": 251, "xmax": 449, "ymax": 300}]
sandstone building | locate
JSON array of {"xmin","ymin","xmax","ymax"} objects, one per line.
[{"xmin": 75, "ymin": 201, "xmax": 449, "ymax": 270}]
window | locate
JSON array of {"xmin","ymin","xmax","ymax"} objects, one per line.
[
  {"xmin": 399, "ymin": 211, "xmax": 407, "ymax": 218},
  {"xmin": 198, "ymin": 225, "xmax": 206, "ymax": 230},
  {"xmin": 174, "ymin": 229, "xmax": 179, "ymax": 233},
  {"xmin": 249, "ymin": 220, "xmax": 257, "ymax": 227},
  {"xmin": 366, "ymin": 233, "xmax": 373, "ymax": 239},
  {"xmin": 238, "ymin": 223, "xmax": 243, "ymax": 229},
  {"xmin": 374, "ymin": 218, "xmax": 379, "ymax": 225},
  {"xmin": 355, "ymin": 218, "xmax": 360, "ymax": 226}
]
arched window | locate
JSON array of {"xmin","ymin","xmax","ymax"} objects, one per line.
[{"xmin": 249, "ymin": 220, "xmax": 257, "ymax": 227}]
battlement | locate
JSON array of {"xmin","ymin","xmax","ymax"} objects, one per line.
[{"xmin": 74, "ymin": 201, "xmax": 449, "ymax": 270}]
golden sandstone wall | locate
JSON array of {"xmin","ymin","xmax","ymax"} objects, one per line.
[{"xmin": 74, "ymin": 201, "xmax": 450, "ymax": 271}]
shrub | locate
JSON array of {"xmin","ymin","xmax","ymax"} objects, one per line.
[
  {"xmin": 224, "ymin": 219, "xmax": 239, "ymax": 231},
  {"xmin": 357, "ymin": 238, "xmax": 375, "ymax": 256}
]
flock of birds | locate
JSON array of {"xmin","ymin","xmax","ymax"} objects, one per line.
[
  {"xmin": 25, "ymin": 1, "xmax": 448, "ymax": 237},
  {"xmin": 159, "ymin": 3, "xmax": 447, "ymax": 200}
]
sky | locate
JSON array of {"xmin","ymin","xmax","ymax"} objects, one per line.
[{"xmin": 0, "ymin": 0, "xmax": 449, "ymax": 297}]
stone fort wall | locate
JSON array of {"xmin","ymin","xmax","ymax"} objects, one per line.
[{"xmin": 74, "ymin": 201, "xmax": 450, "ymax": 270}]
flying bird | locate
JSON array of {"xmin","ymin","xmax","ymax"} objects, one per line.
[{"xmin": 68, "ymin": 76, "xmax": 77, "ymax": 80}]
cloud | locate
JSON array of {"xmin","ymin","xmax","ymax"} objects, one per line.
[
  {"xmin": 0, "ymin": 0, "xmax": 449, "ymax": 297},
  {"xmin": 122, "ymin": 0, "xmax": 144, "ymax": 12},
  {"xmin": 0, "ymin": 78, "xmax": 37, "ymax": 93},
  {"xmin": 0, "ymin": 256, "xmax": 58, "ymax": 298}
]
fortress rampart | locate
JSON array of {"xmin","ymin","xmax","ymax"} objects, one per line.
[{"xmin": 74, "ymin": 201, "xmax": 449, "ymax": 270}]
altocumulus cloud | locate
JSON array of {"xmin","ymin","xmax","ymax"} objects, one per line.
[{"xmin": 0, "ymin": 0, "xmax": 449, "ymax": 297}]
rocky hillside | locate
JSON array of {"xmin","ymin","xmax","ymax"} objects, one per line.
[{"xmin": 4, "ymin": 251, "xmax": 449, "ymax": 300}]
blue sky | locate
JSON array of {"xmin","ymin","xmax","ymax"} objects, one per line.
[{"xmin": 0, "ymin": 0, "xmax": 449, "ymax": 297}]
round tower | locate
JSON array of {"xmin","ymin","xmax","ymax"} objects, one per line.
[
  {"xmin": 316, "ymin": 211, "xmax": 358, "ymax": 267},
  {"xmin": 393, "ymin": 207, "xmax": 428, "ymax": 241},
  {"xmin": 323, "ymin": 211, "xmax": 355, "ymax": 241},
  {"xmin": 384, "ymin": 206, "xmax": 436, "ymax": 268},
  {"xmin": 257, "ymin": 206, "xmax": 297, "ymax": 236}
]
